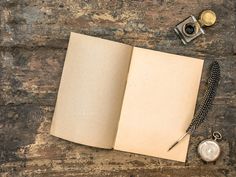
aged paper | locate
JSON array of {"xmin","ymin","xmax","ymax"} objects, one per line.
[
  {"xmin": 50, "ymin": 33, "xmax": 133, "ymax": 149},
  {"xmin": 114, "ymin": 47, "xmax": 204, "ymax": 162}
]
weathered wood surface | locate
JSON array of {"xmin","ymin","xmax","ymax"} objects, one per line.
[{"xmin": 0, "ymin": 0, "xmax": 235, "ymax": 176}]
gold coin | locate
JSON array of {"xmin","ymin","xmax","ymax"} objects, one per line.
[{"xmin": 199, "ymin": 10, "xmax": 216, "ymax": 26}]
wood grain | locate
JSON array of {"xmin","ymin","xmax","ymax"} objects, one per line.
[{"xmin": 0, "ymin": 0, "xmax": 235, "ymax": 176}]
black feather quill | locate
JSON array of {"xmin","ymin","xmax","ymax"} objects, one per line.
[
  {"xmin": 186, "ymin": 61, "xmax": 221, "ymax": 134},
  {"xmin": 168, "ymin": 61, "xmax": 221, "ymax": 151}
]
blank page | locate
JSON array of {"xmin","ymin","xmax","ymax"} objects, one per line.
[
  {"xmin": 50, "ymin": 33, "xmax": 133, "ymax": 149},
  {"xmin": 114, "ymin": 47, "xmax": 204, "ymax": 162}
]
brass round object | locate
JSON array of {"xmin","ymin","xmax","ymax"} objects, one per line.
[{"xmin": 199, "ymin": 10, "xmax": 216, "ymax": 27}]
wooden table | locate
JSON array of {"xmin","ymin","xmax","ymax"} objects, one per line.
[{"xmin": 0, "ymin": 0, "xmax": 235, "ymax": 176}]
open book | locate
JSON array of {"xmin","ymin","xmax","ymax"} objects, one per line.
[{"xmin": 50, "ymin": 32, "xmax": 204, "ymax": 162}]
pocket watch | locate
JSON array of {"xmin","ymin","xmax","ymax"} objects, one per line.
[{"xmin": 197, "ymin": 131, "xmax": 222, "ymax": 162}]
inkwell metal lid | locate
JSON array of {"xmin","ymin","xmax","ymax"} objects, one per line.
[{"xmin": 198, "ymin": 10, "xmax": 217, "ymax": 27}]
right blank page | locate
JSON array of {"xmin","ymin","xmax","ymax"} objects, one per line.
[{"xmin": 114, "ymin": 47, "xmax": 204, "ymax": 162}]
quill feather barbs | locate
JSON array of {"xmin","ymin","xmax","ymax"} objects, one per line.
[{"xmin": 186, "ymin": 61, "xmax": 220, "ymax": 134}]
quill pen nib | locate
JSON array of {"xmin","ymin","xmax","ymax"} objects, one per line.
[{"xmin": 168, "ymin": 133, "xmax": 188, "ymax": 151}]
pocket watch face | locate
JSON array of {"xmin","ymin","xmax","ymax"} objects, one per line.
[{"xmin": 198, "ymin": 139, "xmax": 220, "ymax": 162}]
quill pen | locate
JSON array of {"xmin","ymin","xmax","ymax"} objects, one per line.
[{"xmin": 168, "ymin": 61, "xmax": 221, "ymax": 151}]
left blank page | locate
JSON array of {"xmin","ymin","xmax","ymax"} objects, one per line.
[{"xmin": 50, "ymin": 32, "xmax": 133, "ymax": 149}]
